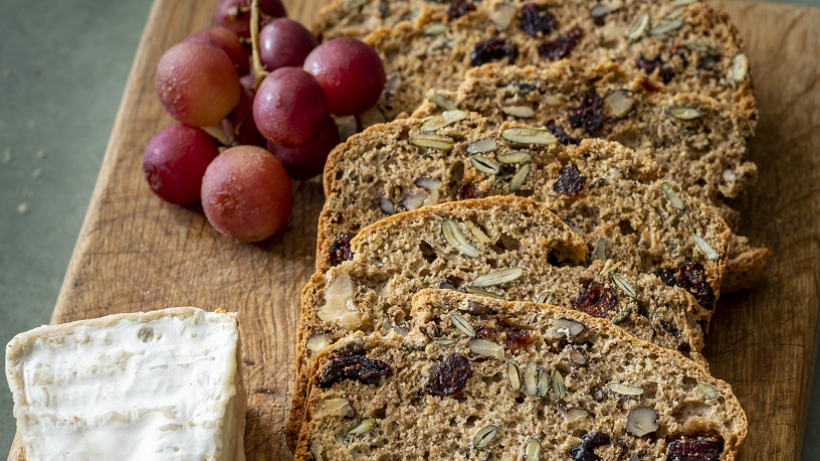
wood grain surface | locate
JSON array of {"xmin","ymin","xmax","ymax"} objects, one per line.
[{"xmin": 7, "ymin": 0, "xmax": 820, "ymax": 460}]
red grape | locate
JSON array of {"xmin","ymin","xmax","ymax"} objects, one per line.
[
  {"xmin": 303, "ymin": 38, "xmax": 386, "ymax": 116},
  {"xmin": 260, "ymin": 0, "xmax": 287, "ymax": 17},
  {"xmin": 266, "ymin": 117, "xmax": 339, "ymax": 179},
  {"xmin": 142, "ymin": 124, "xmax": 219, "ymax": 205},
  {"xmin": 155, "ymin": 41, "xmax": 241, "ymax": 127},
  {"xmin": 201, "ymin": 146, "xmax": 293, "ymax": 242},
  {"xmin": 184, "ymin": 26, "xmax": 250, "ymax": 75},
  {"xmin": 214, "ymin": 0, "xmax": 287, "ymax": 37},
  {"xmin": 259, "ymin": 18, "xmax": 318, "ymax": 71},
  {"xmin": 224, "ymin": 84, "xmax": 266, "ymax": 147},
  {"xmin": 253, "ymin": 67, "xmax": 329, "ymax": 147}
]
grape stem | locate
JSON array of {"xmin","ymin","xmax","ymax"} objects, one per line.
[{"xmin": 250, "ymin": 0, "xmax": 269, "ymax": 90}]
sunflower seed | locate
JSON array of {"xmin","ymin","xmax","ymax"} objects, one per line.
[
  {"xmin": 420, "ymin": 110, "xmax": 469, "ymax": 132},
  {"xmin": 345, "ymin": 419, "xmax": 376, "ymax": 439},
  {"xmin": 550, "ymin": 319, "xmax": 585, "ymax": 338},
  {"xmin": 626, "ymin": 407, "xmax": 660, "ymax": 436},
  {"xmin": 535, "ymin": 290, "xmax": 553, "ymax": 304},
  {"xmin": 472, "ymin": 267, "xmax": 527, "ymax": 287},
  {"xmin": 307, "ymin": 333, "xmax": 332, "ymax": 353},
  {"xmin": 469, "ymin": 339, "xmax": 505, "ymax": 359},
  {"xmin": 610, "ymin": 303, "xmax": 634, "ymax": 324},
  {"xmin": 599, "ymin": 259, "xmax": 622, "ymax": 276},
  {"xmin": 590, "ymin": 0, "xmax": 622, "ymax": 18},
  {"xmin": 606, "ymin": 382, "xmax": 644, "ymax": 396},
  {"xmin": 384, "ymin": 74, "xmax": 402, "ymax": 98},
  {"xmin": 604, "ymin": 90, "xmax": 635, "ymax": 119},
  {"xmin": 594, "ymin": 238, "xmax": 607, "ymax": 261},
  {"xmin": 466, "ymin": 221, "xmax": 491, "ymax": 243},
  {"xmin": 343, "ymin": 0, "xmax": 367, "ymax": 11},
  {"xmin": 450, "ymin": 313, "xmax": 476, "ymax": 338},
  {"xmin": 321, "ymin": 397, "xmax": 355, "ymax": 417},
  {"xmin": 661, "ymin": 181, "xmax": 685, "ymax": 210},
  {"xmin": 697, "ymin": 382, "xmax": 719, "ymax": 399},
  {"xmin": 570, "ymin": 349, "xmax": 587, "ymax": 365},
  {"xmin": 409, "ymin": 133, "xmax": 454, "ymax": 150},
  {"xmin": 502, "ymin": 105, "xmax": 535, "ymax": 118},
  {"xmin": 650, "ymin": 18, "xmax": 683, "ymax": 35},
  {"xmin": 423, "ymin": 23, "xmax": 450, "ymax": 36},
  {"xmin": 490, "ymin": 3, "xmax": 517, "ymax": 29},
  {"xmin": 470, "ymin": 154, "xmax": 501, "ymax": 175},
  {"xmin": 693, "ymin": 235, "xmax": 718, "ymax": 260},
  {"xmin": 525, "ymin": 437, "xmax": 542, "ymax": 461},
  {"xmin": 565, "ymin": 408, "xmax": 589, "ymax": 423},
  {"xmin": 537, "ymin": 368, "xmax": 550, "ymax": 397},
  {"xmin": 667, "ymin": 106, "xmax": 703, "ymax": 120},
  {"xmin": 441, "ymin": 218, "xmax": 483, "ymax": 258},
  {"xmin": 507, "ymin": 362, "xmax": 521, "ymax": 391},
  {"xmin": 465, "ymin": 287, "xmax": 507, "ymax": 300},
  {"xmin": 627, "ymin": 12, "xmax": 650, "ymax": 42},
  {"xmin": 426, "ymin": 90, "xmax": 459, "ymax": 111},
  {"xmin": 379, "ymin": 196, "xmax": 395, "ymax": 215},
  {"xmin": 524, "ymin": 360, "xmax": 539, "ymax": 396},
  {"xmin": 611, "ymin": 273, "xmax": 637, "ymax": 298},
  {"xmin": 501, "ymin": 128, "xmax": 556, "ymax": 146},
  {"xmin": 473, "ymin": 425, "xmax": 499, "ymax": 449},
  {"xmin": 509, "ymin": 164, "xmax": 530, "ymax": 191},
  {"xmin": 496, "ymin": 151, "xmax": 533, "ymax": 164},
  {"xmin": 670, "ymin": 0, "xmax": 698, "ymax": 6},
  {"xmin": 402, "ymin": 193, "xmax": 428, "ymax": 211},
  {"xmin": 687, "ymin": 41, "xmax": 716, "ymax": 54},
  {"xmin": 466, "ymin": 138, "xmax": 497, "ymax": 154},
  {"xmin": 434, "ymin": 338, "xmax": 458, "ymax": 345},
  {"xmin": 552, "ymin": 370, "xmax": 566, "ymax": 400},
  {"xmin": 728, "ymin": 53, "xmax": 748, "ymax": 83}
]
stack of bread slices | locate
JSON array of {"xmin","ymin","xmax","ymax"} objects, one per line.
[{"xmin": 289, "ymin": 0, "xmax": 762, "ymax": 459}]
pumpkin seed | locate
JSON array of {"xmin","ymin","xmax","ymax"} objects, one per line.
[
  {"xmin": 590, "ymin": 0, "xmax": 622, "ymax": 18},
  {"xmin": 472, "ymin": 267, "xmax": 527, "ymax": 287},
  {"xmin": 604, "ymin": 90, "xmax": 635, "ymax": 119},
  {"xmin": 606, "ymin": 382, "xmax": 644, "ymax": 396},
  {"xmin": 509, "ymin": 164, "xmax": 531, "ymax": 191},
  {"xmin": 465, "ymin": 287, "xmax": 507, "ymax": 300},
  {"xmin": 470, "ymin": 154, "xmax": 501, "ymax": 175},
  {"xmin": 469, "ymin": 339, "xmax": 505, "ymax": 359},
  {"xmin": 594, "ymin": 238, "xmax": 607, "ymax": 261},
  {"xmin": 425, "ymin": 90, "xmax": 459, "ymax": 111},
  {"xmin": 501, "ymin": 128, "xmax": 556, "ymax": 146},
  {"xmin": 728, "ymin": 53, "xmax": 749, "ymax": 83},
  {"xmin": 473, "ymin": 425, "xmax": 499, "ymax": 449},
  {"xmin": 650, "ymin": 18, "xmax": 683, "ymax": 35},
  {"xmin": 626, "ymin": 407, "xmax": 660, "ymax": 436},
  {"xmin": 496, "ymin": 151, "xmax": 533, "ymax": 164},
  {"xmin": 627, "ymin": 12, "xmax": 650, "ymax": 42},
  {"xmin": 535, "ymin": 290, "xmax": 553, "ymax": 304},
  {"xmin": 409, "ymin": 133, "xmax": 454, "ymax": 150},
  {"xmin": 687, "ymin": 41, "xmax": 715, "ymax": 53},
  {"xmin": 433, "ymin": 338, "xmax": 458, "ymax": 345},
  {"xmin": 693, "ymin": 235, "xmax": 718, "ymax": 260},
  {"xmin": 343, "ymin": 0, "xmax": 367, "ymax": 10},
  {"xmin": 524, "ymin": 360, "xmax": 539, "ymax": 396},
  {"xmin": 697, "ymin": 382, "xmax": 719, "ymax": 399},
  {"xmin": 610, "ymin": 302, "xmax": 634, "ymax": 325},
  {"xmin": 552, "ymin": 370, "xmax": 567, "ymax": 400},
  {"xmin": 466, "ymin": 221, "xmax": 492, "ymax": 243},
  {"xmin": 379, "ymin": 196, "xmax": 395, "ymax": 215},
  {"xmin": 466, "ymin": 137, "xmax": 497, "ymax": 154},
  {"xmin": 611, "ymin": 273, "xmax": 637, "ymax": 298},
  {"xmin": 507, "ymin": 362, "xmax": 521, "ymax": 391},
  {"xmin": 667, "ymin": 106, "xmax": 703, "ymax": 120},
  {"xmin": 670, "ymin": 0, "xmax": 698, "ymax": 6},
  {"xmin": 502, "ymin": 105, "xmax": 535, "ymax": 118},
  {"xmin": 661, "ymin": 181, "xmax": 685, "ymax": 210},
  {"xmin": 450, "ymin": 313, "xmax": 476, "ymax": 338},
  {"xmin": 537, "ymin": 368, "xmax": 550, "ymax": 397},
  {"xmin": 423, "ymin": 23, "xmax": 450, "ymax": 36},
  {"xmin": 525, "ymin": 438, "xmax": 542, "ymax": 461},
  {"xmin": 420, "ymin": 110, "xmax": 469, "ymax": 132},
  {"xmin": 345, "ymin": 419, "xmax": 376, "ymax": 439},
  {"xmin": 441, "ymin": 218, "xmax": 483, "ymax": 258}
]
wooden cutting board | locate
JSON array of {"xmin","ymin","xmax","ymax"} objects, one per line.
[{"xmin": 7, "ymin": 0, "xmax": 820, "ymax": 459}]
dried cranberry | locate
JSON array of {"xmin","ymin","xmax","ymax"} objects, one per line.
[
  {"xmin": 475, "ymin": 325, "xmax": 498, "ymax": 340},
  {"xmin": 636, "ymin": 54, "xmax": 676, "ymax": 84},
  {"xmin": 570, "ymin": 432, "xmax": 611, "ymax": 461},
  {"xmin": 552, "ymin": 164, "xmax": 586, "ymax": 196},
  {"xmin": 437, "ymin": 278, "xmax": 458, "ymax": 290},
  {"xmin": 519, "ymin": 3, "xmax": 556, "ymax": 37},
  {"xmin": 470, "ymin": 37, "xmax": 518, "ymax": 67},
  {"xmin": 319, "ymin": 353, "xmax": 393, "ymax": 388},
  {"xmin": 468, "ymin": 301, "xmax": 493, "ymax": 316},
  {"xmin": 329, "ymin": 235, "xmax": 354, "ymax": 267},
  {"xmin": 666, "ymin": 434, "xmax": 724, "ymax": 461},
  {"xmin": 537, "ymin": 27, "xmax": 582, "ymax": 60},
  {"xmin": 568, "ymin": 89, "xmax": 604, "ymax": 135},
  {"xmin": 547, "ymin": 122, "xmax": 582, "ymax": 146},
  {"xmin": 456, "ymin": 182, "xmax": 477, "ymax": 200},
  {"xmin": 428, "ymin": 353, "xmax": 472, "ymax": 397},
  {"xmin": 573, "ymin": 281, "xmax": 617, "ymax": 318},
  {"xmin": 505, "ymin": 329, "xmax": 531, "ymax": 350},
  {"xmin": 652, "ymin": 268, "xmax": 677, "ymax": 287},
  {"xmin": 676, "ymin": 263, "xmax": 715, "ymax": 309},
  {"xmin": 448, "ymin": 0, "xmax": 476, "ymax": 20}
]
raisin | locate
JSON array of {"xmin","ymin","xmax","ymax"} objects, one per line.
[
  {"xmin": 428, "ymin": 353, "xmax": 472, "ymax": 397},
  {"xmin": 568, "ymin": 89, "xmax": 604, "ymax": 135},
  {"xmin": 537, "ymin": 27, "xmax": 582, "ymax": 60},
  {"xmin": 547, "ymin": 122, "xmax": 582, "ymax": 146},
  {"xmin": 456, "ymin": 182, "xmax": 477, "ymax": 200},
  {"xmin": 448, "ymin": 0, "xmax": 476, "ymax": 20},
  {"xmin": 475, "ymin": 325, "xmax": 498, "ymax": 340},
  {"xmin": 553, "ymin": 164, "xmax": 586, "ymax": 196},
  {"xmin": 468, "ymin": 301, "xmax": 493, "ymax": 316},
  {"xmin": 570, "ymin": 432, "xmax": 611, "ymax": 461},
  {"xmin": 470, "ymin": 37, "xmax": 518, "ymax": 67},
  {"xmin": 519, "ymin": 3, "xmax": 556, "ymax": 36},
  {"xmin": 698, "ymin": 55, "xmax": 717, "ymax": 71},
  {"xmin": 636, "ymin": 54, "xmax": 676, "ymax": 84},
  {"xmin": 318, "ymin": 353, "xmax": 393, "ymax": 388},
  {"xmin": 437, "ymin": 278, "xmax": 458, "ymax": 290},
  {"xmin": 505, "ymin": 329, "xmax": 532, "ymax": 350},
  {"xmin": 677, "ymin": 262, "xmax": 715, "ymax": 309},
  {"xmin": 573, "ymin": 281, "xmax": 618, "ymax": 318},
  {"xmin": 652, "ymin": 268, "xmax": 677, "ymax": 287},
  {"xmin": 329, "ymin": 235, "xmax": 354, "ymax": 267},
  {"xmin": 666, "ymin": 434, "xmax": 724, "ymax": 461},
  {"xmin": 378, "ymin": 0, "xmax": 389, "ymax": 19}
]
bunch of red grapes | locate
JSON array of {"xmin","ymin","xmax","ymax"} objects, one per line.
[{"xmin": 143, "ymin": 0, "xmax": 386, "ymax": 242}]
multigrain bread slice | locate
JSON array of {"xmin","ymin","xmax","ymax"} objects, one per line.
[
  {"xmin": 293, "ymin": 289, "xmax": 747, "ymax": 461},
  {"xmin": 360, "ymin": 0, "xmax": 754, "ymax": 126},
  {"xmin": 318, "ymin": 115, "xmax": 731, "ymax": 309},
  {"xmin": 313, "ymin": 0, "xmax": 428, "ymax": 41},
  {"xmin": 289, "ymin": 196, "xmax": 718, "ymax": 448}
]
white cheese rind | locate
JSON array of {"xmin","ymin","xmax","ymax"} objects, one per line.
[{"xmin": 5, "ymin": 307, "xmax": 246, "ymax": 461}]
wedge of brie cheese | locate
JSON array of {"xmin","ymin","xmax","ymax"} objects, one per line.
[{"xmin": 5, "ymin": 307, "xmax": 246, "ymax": 461}]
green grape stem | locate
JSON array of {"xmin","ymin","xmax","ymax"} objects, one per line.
[{"xmin": 250, "ymin": 0, "xmax": 269, "ymax": 90}]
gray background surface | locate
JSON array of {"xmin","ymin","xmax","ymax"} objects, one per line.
[{"xmin": 1, "ymin": 0, "xmax": 818, "ymax": 458}]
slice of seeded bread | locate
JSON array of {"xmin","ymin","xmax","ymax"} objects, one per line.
[
  {"xmin": 289, "ymin": 196, "xmax": 717, "ymax": 448},
  {"xmin": 313, "ymin": 0, "xmax": 428, "ymax": 41},
  {"xmin": 293, "ymin": 289, "xmax": 747, "ymax": 461},
  {"xmin": 318, "ymin": 115, "xmax": 731, "ymax": 309}
]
